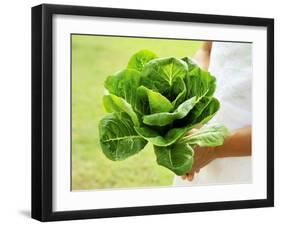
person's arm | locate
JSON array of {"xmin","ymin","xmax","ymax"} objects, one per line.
[
  {"xmin": 216, "ymin": 126, "xmax": 252, "ymax": 158},
  {"xmin": 182, "ymin": 42, "xmax": 252, "ymax": 181},
  {"xmin": 182, "ymin": 126, "xmax": 252, "ymax": 181},
  {"xmin": 193, "ymin": 41, "xmax": 212, "ymax": 70}
]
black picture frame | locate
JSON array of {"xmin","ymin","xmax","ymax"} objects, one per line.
[{"xmin": 32, "ymin": 3, "xmax": 274, "ymax": 222}]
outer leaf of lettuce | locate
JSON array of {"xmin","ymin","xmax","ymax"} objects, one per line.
[
  {"xmin": 187, "ymin": 96, "xmax": 212, "ymax": 123},
  {"xmin": 99, "ymin": 112, "xmax": 147, "ymax": 161},
  {"xmin": 174, "ymin": 97, "xmax": 220, "ymax": 128},
  {"xmin": 194, "ymin": 97, "xmax": 220, "ymax": 124},
  {"xmin": 154, "ymin": 143, "xmax": 194, "ymax": 175},
  {"xmin": 186, "ymin": 67, "xmax": 216, "ymax": 98},
  {"xmin": 181, "ymin": 57, "xmax": 198, "ymax": 71},
  {"xmin": 134, "ymin": 124, "xmax": 195, "ymax": 147},
  {"xmin": 127, "ymin": 49, "xmax": 157, "ymax": 72},
  {"xmin": 136, "ymin": 86, "xmax": 174, "ymax": 114},
  {"xmin": 103, "ymin": 94, "xmax": 140, "ymax": 126},
  {"xmin": 176, "ymin": 96, "xmax": 212, "ymax": 126},
  {"xmin": 143, "ymin": 96, "xmax": 197, "ymax": 126},
  {"xmin": 180, "ymin": 124, "xmax": 229, "ymax": 147},
  {"xmin": 171, "ymin": 77, "xmax": 187, "ymax": 108},
  {"xmin": 105, "ymin": 69, "xmax": 141, "ymax": 111}
]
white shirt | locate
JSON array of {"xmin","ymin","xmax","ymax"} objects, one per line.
[{"xmin": 173, "ymin": 42, "xmax": 252, "ymax": 186}]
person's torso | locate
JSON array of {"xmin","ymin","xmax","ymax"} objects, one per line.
[{"xmin": 173, "ymin": 42, "xmax": 252, "ymax": 186}]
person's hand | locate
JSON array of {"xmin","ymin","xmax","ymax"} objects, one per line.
[
  {"xmin": 181, "ymin": 145, "xmax": 217, "ymax": 181},
  {"xmin": 181, "ymin": 126, "xmax": 252, "ymax": 181}
]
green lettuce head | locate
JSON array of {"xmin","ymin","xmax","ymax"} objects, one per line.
[{"xmin": 99, "ymin": 49, "xmax": 228, "ymax": 175}]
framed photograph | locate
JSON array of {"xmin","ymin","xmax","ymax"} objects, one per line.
[{"xmin": 31, "ymin": 4, "xmax": 274, "ymax": 221}]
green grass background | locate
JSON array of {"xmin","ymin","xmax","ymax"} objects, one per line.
[{"xmin": 72, "ymin": 35, "xmax": 202, "ymax": 190}]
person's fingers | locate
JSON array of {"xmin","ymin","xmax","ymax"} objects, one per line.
[
  {"xmin": 187, "ymin": 172, "xmax": 194, "ymax": 181},
  {"xmin": 187, "ymin": 174, "xmax": 194, "ymax": 181},
  {"xmin": 181, "ymin": 175, "xmax": 187, "ymax": 180}
]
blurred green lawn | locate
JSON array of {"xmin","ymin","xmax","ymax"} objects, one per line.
[{"xmin": 72, "ymin": 35, "xmax": 202, "ymax": 190}]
